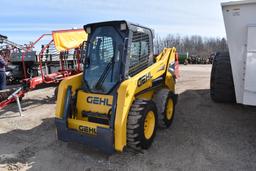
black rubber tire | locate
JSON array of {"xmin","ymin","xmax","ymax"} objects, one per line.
[
  {"xmin": 54, "ymin": 86, "xmax": 59, "ymax": 100},
  {"xmin": 153, "ymin": 88, "xmax": 175, "ymax": 128},
  {"xmin": 127, "ymin": 99, "xmax": 158, "ymax": 150},
  {"xmin": 210, "ymin": 52, "xmax": 236, "ymax": 103}
]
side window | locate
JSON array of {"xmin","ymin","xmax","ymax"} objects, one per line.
[
  {"xmin": 91, "ymin": 36, "xmax": 114, "ymax": 64},
  {"xmin": 129, "ymin": 31, "xmax": 150, "ymax": 76}
]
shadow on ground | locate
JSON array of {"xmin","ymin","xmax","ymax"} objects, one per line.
[{"xmin": 0, "ymin": 89, "xmax": 256, "ymax": 170}]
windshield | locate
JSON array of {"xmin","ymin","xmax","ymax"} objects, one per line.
[{"xmin": 84, "ymin": 26, "xmax": 123, "ymax": 93}]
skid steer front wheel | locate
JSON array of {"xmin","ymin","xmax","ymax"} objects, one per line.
[{"xmin": 127, "ymin": 99, "xmax": 157, "ymax": 150}]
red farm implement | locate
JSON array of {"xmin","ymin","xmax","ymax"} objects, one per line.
[{"xmin": 0, "ymin": 29, "xmax": 87, "ymax": 112}]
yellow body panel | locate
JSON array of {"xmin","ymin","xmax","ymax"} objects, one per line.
[
  {"xmin": 165, "ymin": 72, "xmax": 175, "ymax": 92},
  {"xmin": 76, "ymin": 91, "xmax": 113, "ymax": 120},
  {"xmin": 55, "ymin": 73, "xmax": 83, "ymax": 118},
  {"xmin": 68, "ymin": 118, "xmax": 109, "ymax": 129},
  {"xmin": 137, "ymin": 91, "xmax": 154, "ymax": 100},
  {"xmin": 114, "ymin": 48, "xmax": 176, "ymax": 151},
  {"xmin": 68, "ymin": 118, "xmax": 109, "ymax": 135}
]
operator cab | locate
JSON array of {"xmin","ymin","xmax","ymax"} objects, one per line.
[{"xmin": 82, "ymin": 20, "xmax": 154, "ymax": 94}]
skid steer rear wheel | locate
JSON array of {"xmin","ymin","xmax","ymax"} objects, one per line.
[
  {"xmin": 127, "ymin": 99, "xmax": 157, "ymax": 150},
  {"xmin": 153, "ymin": 88, "xmax": 175, "ymax": 128}
]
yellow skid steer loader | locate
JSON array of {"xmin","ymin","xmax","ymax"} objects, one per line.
[{"xmin": 55, "ymin": 20, "xmax": 178, "ymax": 153}]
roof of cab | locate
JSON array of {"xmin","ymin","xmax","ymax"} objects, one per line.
[
  {"xmin": 83, "ymin": 20, "xmax": 153, "ymax": 32},
  {"xmin": 222, "ymin": 0, "xmax": 256, "ymax": 7}
]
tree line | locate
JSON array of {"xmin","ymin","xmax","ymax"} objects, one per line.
[{"xmin": 154, "ymin": 34, "xmax": 228, "ymax": 59}]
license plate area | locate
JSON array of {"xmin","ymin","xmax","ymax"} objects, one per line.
[
  {"xmin": 78, "ymin": 125, "xmax": 97, "ymax": 136},
  {"xmin": 67, "ymin": 118, "xmax": 109, "ymax": 137}
]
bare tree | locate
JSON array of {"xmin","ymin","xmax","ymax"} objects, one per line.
[{"xmin": 154, "ymin": 34, "xmax": 228, "ymax": 59}]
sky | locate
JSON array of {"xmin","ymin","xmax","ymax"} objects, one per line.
[{"xmin": 0, "ymin": 0, "xmax": 229, "ymax": 45}]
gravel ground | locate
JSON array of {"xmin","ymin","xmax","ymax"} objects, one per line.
[{"xmin": 0, "ymin": 65, "xmax": 256, "ymax": 171}]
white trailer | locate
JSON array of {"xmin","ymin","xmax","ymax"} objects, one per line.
[{"xmin": 210, "ymin": 0, "xmax": 256, "ymax": 106}]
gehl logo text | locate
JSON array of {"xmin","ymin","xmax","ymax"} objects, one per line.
[
  {"xmin": 138, "ymin": 73, "xmax": 152, "ymax": 87},
  {"xmin": 79, "ymin": 125, "xmax": 97, "ymax": 135},
  {"xmin": 87, "ymin": 96, "xmax": 112, "ymax": 106}
]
